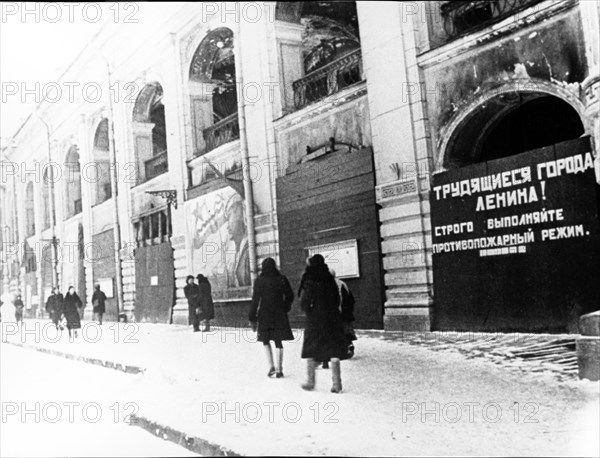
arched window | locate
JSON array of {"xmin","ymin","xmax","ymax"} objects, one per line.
[
  {"xmin": 133, "ymin": 83, "xmax": 168, "ymax": 183},
  {"xmin": 25, "ymin": 181, "xmax": 35, "ymax": 236},
  {"xmin": 189, "ymin": 27, "xmax": 239, "ymax": 155},
  {"xmin": 64, "ymin": 145, "xmax": 82, "ymax": 218},
  {"xmin": 92, "ymin": 119, "xmax": 112, "ymax": 204},
  {"xmin": 41, "ymin": 167, "xmax": 54, "ymax": 230}
]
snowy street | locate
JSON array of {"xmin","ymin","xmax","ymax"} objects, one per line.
[
  {"xmin": 0, "ymin": 344, "xmax": 198, "ymax": 457},
  {"xmin": 1, "ymin": 319, "xmax": 598, "ymax": 456}
]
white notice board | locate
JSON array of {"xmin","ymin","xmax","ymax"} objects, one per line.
[
  {"xmin": 307, "ymin": 239, "xmax": 360, "ymax": 279},
  {"xmin": 97, "ymin": 278, "xmax": 114, "ymax": 298}
]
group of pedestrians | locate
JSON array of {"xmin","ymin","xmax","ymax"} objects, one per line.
[
  {"xmin": 249, "ymin": 255, "xmax": 356, "ymax": 394},
  {"xmin": 183, "ymin": 274, "xmax": 215, "ymax": 332},
  {"xmin": 45, "ymin": 284, "xmax": 107, "ymax": 339}
]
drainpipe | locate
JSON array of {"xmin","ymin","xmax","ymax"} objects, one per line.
[
  {"xmin": 234, "ymin": 23, "xmax": 258, "ymax": 282},
  {"xmin": 105, "ymin": 60, "xmax": 124, "ymax": 320}
]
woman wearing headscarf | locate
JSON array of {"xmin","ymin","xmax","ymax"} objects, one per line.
[
  {"xmin": 299, "ymin": 254, "xmax": 346, "ymax": 393},
  {"xmin": 184, "ymin": 275, "xmax": 201, "ymax": 332},
  {"xmin": 196, "ymin": 274, "xmax": 215, "ymax": 332},
  {"xmin": 249, "ymin": 257, "xmax": 294, "ymax": 378},
  {"xmin": 91, "ymin": 284, "xmax": 107, "ymax": 325},
  {"xmin": 14, "ymin": 295, "xmax": 24, "ymax": 324},
  {"xmin": 63, "ymin": 286, "xmax": 82, "ymax": 339}
]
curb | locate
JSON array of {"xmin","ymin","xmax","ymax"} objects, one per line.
[
  {"xmin": 2, "ymin": 339, "xmax": 241, "ymax": 456},
  {"xmin": 2, "ymin": 340, "xmax": 145, "ymax": 375},
  {"xmin": 130, "ymin": 415, "xmax": 241, "ymax": 457}
]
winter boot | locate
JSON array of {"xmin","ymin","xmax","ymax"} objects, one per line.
[
  {"xmin": 331, "ymin": 359, "xmax": 342, "ymax": 393},
  {"xmin": 264, "ymin": 344, "xmax": 276, "ymax": 377},
  {"xmin": 275, "ymin": 348, "xmax": 284, "ymax": 378},
  {"xmin": 301, "ymin": 359, "xmax": 316, "ymax": 390}
]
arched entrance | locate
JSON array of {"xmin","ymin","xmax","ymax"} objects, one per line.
[
  {"xmin": 431, "ymin": 90, "xmax": 600, "ymax": 333},
  {"xmin": 443, "ymin": 91, "xmax": 585, "ymax": 168}
]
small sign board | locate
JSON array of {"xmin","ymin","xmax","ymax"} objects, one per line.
[
  {"xmin": 307, "ymin": 239, "xmax": 360, "ymax": 279},
  {"xmin": 97, "ymin": 278, "xmax": 114, "ymax": 298}
]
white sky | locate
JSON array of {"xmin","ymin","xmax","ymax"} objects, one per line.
[{"xmin": 0, "ymin": 3, "xmax": 116, "ymax": 145}]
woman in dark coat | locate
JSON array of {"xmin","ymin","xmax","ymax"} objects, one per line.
[
  {"xmin": 196, "ymin": 274, "xmax": 214, "ymax": 332},
  {"xmin": 249, "ymin": 257, "xmax": 294, "ymax": 378},
  {"xmin": 46, "ymin": 288, "xmax": 64, "ymax": 330},
  {"xmin": 63, "ymin": 286, "xmax": 82, "ymax": 338},
  {"xmin": 299, "ymin": 254, "xmax": 346, "ymax": 393},
  {"xmin": 91, "ymin": 284, "xmax": 107, "ymax": 325},
  {"xmin": 14, "ymin": 295, "xmax": 24, "ymax": 324},
  {"xmin": 184, "ymin": 275, "xmax": 201, "ymax": 332}
]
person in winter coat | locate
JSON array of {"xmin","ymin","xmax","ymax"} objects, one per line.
[
  {"xmin": 14, "ymin": 295, "xmax": 24, "ymax": 324},
  {"xmin": 184, "ymin": 275, "xmax": 202, "ymax": 332},
  {"xmin": 46, "ymin": 288, "xmax": 64, "ymax": 330},
  {"xmin": 319, "ymin": 269, "xmax": 357, "ymax": 368},
  {"xmin": 196, "ymin": 274, "xmax": 214, "ymax": 332},
  {"xmin": 299, "ymin": 254, "xmax": 346, "ymax": 393},
  {"xmin": 91, "ymin": 284, "xmax": 107, "ymax": 325},
  {"xmin": 249, "ymin": 257, "xmax": 294, "ymax": 378},
  {"xmin": 63, "ymin": 286, "xmax": 82, "ymax": 338}
]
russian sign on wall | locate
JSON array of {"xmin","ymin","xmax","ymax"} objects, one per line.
[{"xmin": 430, "ymin": 136, "xmax": 600, "ymax": 332}]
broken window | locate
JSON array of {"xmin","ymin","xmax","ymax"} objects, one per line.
[
  {"xmin": 189, "ymin": 27, "xmax": 240, "ymax": 155},
  {"xmin": 133, "ymin": 83, "xmax": 169, "ymax": 183},
  {"xmin": 92, "ymin": 119, "xmax": 112, "ymax": 204},
  {"xmin": 64, "ymin": 145, "xmax": 82, "ymax": 219},
  {"xmin": 25, "ymin": 181, "xmax": 35, "ymax": 236},
  {"xmin": 282, "ymin": 1, "xmax": 364, "ymax": 109}
]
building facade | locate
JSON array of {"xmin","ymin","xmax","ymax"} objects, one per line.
[{"xmin": 1, "ymin": 1, "xmax": 599, "ymax": 331}]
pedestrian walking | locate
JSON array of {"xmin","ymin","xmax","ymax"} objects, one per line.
[
  {"xmin": 63, "ymin": 286, "xmax": 82, "ymax": 339},
  {"xmin": 184, "ymin": 275, "xmax": 202, "ymax": 332},
  {"xmin": 14, "ymin": 295, "xmax": 24, "ymax": 324},
  {"xmin": 249, "ymin": 257, "xmax": 295, "ymax": 378},
  {"xmin": 320, "ymin": 269, "xmax": 357, "ymax": 368},
  {"xmin": 91, "ymin": 284, "xmax": 107, "ymax": 325},
  {"xmin": 196, "ymin": 274, "xmax": 214, "ymax": 332},
  {"xmin": 299, "ymin": 254, "xmax": 346, "ymax": 393},
  {"xmin": 46, "ymin": 288, "xmax": 64, "ymax": 330}
]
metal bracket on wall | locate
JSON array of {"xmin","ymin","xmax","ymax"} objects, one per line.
[
  {"xmin": 202, "ymin": 160, "xmax": 246, "ymax": 199},
  {"xmin": 299, "ymin": 137, "xmax": 363, "ymax": 164}
]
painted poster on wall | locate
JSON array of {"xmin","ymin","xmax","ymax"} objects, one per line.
[
  {"xmin": 187, "ymin": 187, "xmax": 251, "ymax": 300},
  {"xmin": 430, "ymin": 136, "xmax": 600, "ymax": 332}
]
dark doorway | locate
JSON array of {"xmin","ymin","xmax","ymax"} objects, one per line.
[
  {"xmin": 479, "ymin": 96, "xmax": 584, "ymax": 161},
  {"xmin": 444, "ymin": 92, "xmax": 585, "ymax": 168},
  {"xmin": 134, "ymin": 242, "xmax": 175, "ymax": 323},
  {"xmin": 276, "ymin": 146, "xmax": 384, "ymax": 329}
]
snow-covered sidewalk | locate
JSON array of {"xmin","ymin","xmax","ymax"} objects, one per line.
[{"xmin": 1, "ymin": 319, "xmax": 598, "ymax": 456}]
